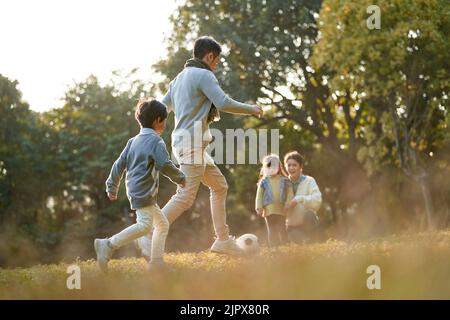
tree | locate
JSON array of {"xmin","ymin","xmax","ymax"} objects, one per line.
[
  {"xmin": 154, "ymin": 0, "xmax": 376, "ymax": 232},
  {"xmin": 0, "ymin": 74, "xmax": 67, "ymax": 265},
  {"xmin": 40, "ymin": 72, "xmax": 161, "ymax": 237},
  {"xmin": 0, "ymin": 71, "xmax": 162, "ymax": 266},
  {"xmin": 311, "ymin": 0, "xmax": 450, "ymax": 229},
  {"xmin": 0, "ymin": 74, "xmax": 55, "ymax": 226}
]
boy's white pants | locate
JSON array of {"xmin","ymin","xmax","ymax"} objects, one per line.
[{"xmin": 109, "ymin": 204, "xmax": 168, "ymax": 260}]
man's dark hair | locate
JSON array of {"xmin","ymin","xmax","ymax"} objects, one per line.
[
  {"xmin": 193, "ymin": 36, "xmax": 222, "ymax": 59},
  {"xmin": 135, "ymin": 98, "xmax": 168, "ymax": 129}
]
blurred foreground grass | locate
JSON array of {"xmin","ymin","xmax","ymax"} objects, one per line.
[{"xmin": 1, "ymin": 230, "xmax": 449, "ymax": 299}]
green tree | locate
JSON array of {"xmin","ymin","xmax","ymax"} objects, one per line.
[
  {"xmin": 154, "ymin": 0, "xmax": 376, "ymax": 233},
  {"xmin": 0, "ymin": 71, "xmax": 163, "ymax": 266},
  {"xmin": 40, "ymin": 72, "xmax": 160, "ymax": 242},
  {"xmin": 311, "ymin": 0, "xmax": 450, "ymax": 229},
  {"xmin": 0, "ymin": 74, "xmax": 65, "ymax": 265}
]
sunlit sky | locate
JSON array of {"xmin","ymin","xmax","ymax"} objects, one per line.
[{"xmin": 0, "ymin": 0, "xmax": 178, "ymax": 112}]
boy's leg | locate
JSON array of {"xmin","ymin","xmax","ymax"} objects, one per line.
[
  {"xmin": 135, "ymin": 233, "xmax": 152, "ymax": 261},
  {"xmin": 109, "ymin": 206, "xmax": 153, "ymax": 249},
  {"xmin": 135, "ymin": 165, "xmax": 204, "ymax": 258},
  {"xmin": 201, "ymin": 164, "xmax": 229, "ymax": 241},
  {"xmin": 95, "ymin": 206, "xmax": 153, "ymax": 272},
  {"xmin": 150, "ymin": 205, "xmax": 169, "ymax": 261},
  {"xmin": 162, "ymin": 164, "xmax": 204, "ymax": 224}
]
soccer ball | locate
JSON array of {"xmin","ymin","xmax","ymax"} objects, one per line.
[{"xmin": 236, "ymin": 233, "xmax": 260, "ymax": 254}]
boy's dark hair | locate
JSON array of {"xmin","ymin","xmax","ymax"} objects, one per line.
[
  {"xmin": 135, "ymin": 98, "xmax": 168, "ymax": 129},
  {"xmin": 193, "ymin": 36, "xmax": 222, "ymax": 59}
]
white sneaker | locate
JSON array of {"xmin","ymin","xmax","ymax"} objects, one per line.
[
  {"xmin": 210, "ymin": 236, "xmax": 245, "ymax": 256},
  {"xmin": 94, "ymin": 238, "xmax": 113, "ymax": 272},
  {"xmin": 134, "ymin": 234, "xmax": 152, "ymax": 262}
]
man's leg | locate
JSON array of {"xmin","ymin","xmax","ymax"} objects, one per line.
[
  {"xmin": 201, "ymin": 164, "xmax": 229, "ymax": 241},
  {"xmin": 202, "ymin": 164, "xmax": 244, "ymax": 255},
  {"xmin": 162, "ymin": 164, "xmax": 204, "ymax": 224}
]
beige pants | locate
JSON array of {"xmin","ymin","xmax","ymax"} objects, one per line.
[
  {"xmin": 109, "ymin": 204, "xmax": 169, "ymax": 260},
  {"xmin": 162, "ymin": 163, "xmax": 230, "ymax": 240}
]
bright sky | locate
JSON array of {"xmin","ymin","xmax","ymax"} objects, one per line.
[{"xmin": 0, "ymin": 0, "xmax": 178, "ymax": 112}]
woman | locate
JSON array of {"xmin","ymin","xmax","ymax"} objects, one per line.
[{"xmin": 283, "ymin": 151, "xmax": 322, "ymax": 243}]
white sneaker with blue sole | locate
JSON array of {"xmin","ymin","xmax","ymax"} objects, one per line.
[{"xmin": 210, "ymin": 236, "xmax": 245, "ymax": 255}]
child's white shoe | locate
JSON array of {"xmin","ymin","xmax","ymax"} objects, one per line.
[
  {"xmin": 210, "ymin": 236, "xmax": 244, "ymax": 256},
  {"xmin": 94, "ymin": 238, "xmax": 113, "ymax": 272}
]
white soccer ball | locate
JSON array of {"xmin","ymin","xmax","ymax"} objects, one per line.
[{"xmin": 236, "ymin": 233, "xmax": 260, "ymax": 254}]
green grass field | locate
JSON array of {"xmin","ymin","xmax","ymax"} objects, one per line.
[{"xmin": 1, "ymin": 230, "xmax": 449, "ymax": 299}]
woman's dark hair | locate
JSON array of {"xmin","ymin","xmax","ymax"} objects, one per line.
[
  {"xmin": 193, "ymin": 36, "xmax": 222, "ymax": 59},
  {"xmin": 283, "ymin": 151, "xmax": 305, "ymax": 176},
  {"xmin": 135, "ymin": 98, "xmax": 168, "ymax": 129}
]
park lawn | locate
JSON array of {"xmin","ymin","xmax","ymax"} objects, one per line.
[{"xmin": 0, "ymin": 230, "xmax": 449, "ymax": 299}]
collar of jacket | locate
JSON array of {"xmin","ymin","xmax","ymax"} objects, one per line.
[
  {"xmin": 292, "ymin": 175, "xmax": 307, "ymax": 184},
  {"xmin": 184, "ymin": 58, "xmax": 220, "ymax": 123},
  {"xmin": 184, "ymin": 57, "xmax": 212, "ymax": 70},
  {"xmin": 139, "ymin": 127, "xmax": 157, "ymax": 135}
]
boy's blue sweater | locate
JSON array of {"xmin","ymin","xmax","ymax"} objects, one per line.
[{"xmin": 105, "ymin": 128, "xmax": 185, "ymax": 209}]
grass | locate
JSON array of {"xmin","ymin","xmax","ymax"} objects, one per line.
[{"xmin": 1, "ymin": 230, "xmax": 449, "ymax": 299}]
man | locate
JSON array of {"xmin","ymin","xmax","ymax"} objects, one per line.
[{"xmin": 136, "ymin": 36, "xmax": 263, "ymax": 256}]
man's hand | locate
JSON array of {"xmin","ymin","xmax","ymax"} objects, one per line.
[
  {"xmin": 252, "ymin": 105, "xmax": 263, "ymax": 118},
  {"xmin": 108, "ymin": 192, "xmax": 118, "ymax": 201},
  {"xmin": 256, "ymin": 208, "xmax": 264, "ymax": 217}
]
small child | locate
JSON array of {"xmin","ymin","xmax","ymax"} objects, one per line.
[
  {"xmin": 94, "ymin": 98, "xmax": 186, "ymax": 272},
  {"xmin": 255, "ymin": 154, "xmax": 292, "ymax": 246}
]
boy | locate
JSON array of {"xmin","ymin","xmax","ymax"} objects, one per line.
[{"xmin": 94, "ymin": 98, "xmax": 185, "ymax": 272}]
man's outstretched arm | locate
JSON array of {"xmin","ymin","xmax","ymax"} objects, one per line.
[{"xmin": 199, "ymin": 71, "xmax": 263, "ymax": 117}]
